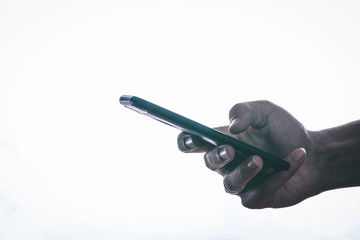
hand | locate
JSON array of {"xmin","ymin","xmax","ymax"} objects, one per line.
[{"xmin": 177, "ymin": 101, "xmax": 322, "ymax": 209}]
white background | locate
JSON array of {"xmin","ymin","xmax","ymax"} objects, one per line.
[{"xmin": 1, "ymin": 0, "xmax": 360, "ymax": 239}]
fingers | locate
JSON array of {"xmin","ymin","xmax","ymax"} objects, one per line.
[
  {"xmin": 203, "ymin": 145, "xmax": 235, "ymax": 172},
  {"xmin": 229, "ymin": 101, "xmax": 274, "ymax": 134},
  {"xmin": 177, "ymin": 132, "xmax": 213, "ymax": 153},
  {"xmin": 239, "ymin": 148, "xmax": 306, "ymax": 209},
  {"xmin": 223, "ymin": 156, "xmax": 263, "ymax": 194},
  {"xmin": 199, "ymin": 145, "xmax": 306, "ymax": 209}
]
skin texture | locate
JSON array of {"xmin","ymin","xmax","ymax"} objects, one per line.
[{"xmin": 177, "ymin": 101, "xmax": 360, "ymax": 209}]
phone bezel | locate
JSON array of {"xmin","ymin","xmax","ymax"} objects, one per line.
[{"xmin": 120, "ymin": 95, "xmax": 290, "ymax": 171}]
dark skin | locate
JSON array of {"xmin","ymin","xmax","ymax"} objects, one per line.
[{"xmin": 177, "ymin": 101, "xmax": 360, "ymax": 209}]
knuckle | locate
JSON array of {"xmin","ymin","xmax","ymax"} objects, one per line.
[
  {"xmin": 216, "ymin": 167, "xmax": 229, "ymax": 176},
  {"xmin": 229, "ymin": 102, "xmax": 251, "ymax": 121},
  {"xmin": 204, "ymin": 146, "xmax": 231, "ymax": 171},
  {"xmin": 257, "ymin": 100, "xmax": 272, "ymax": 106},
  {"xmin": 230, "ymin": 102, "xmax": 246, "ymax": 113},
  {"xmin": 203, "ymin": 151, "xmax": 218, "ymax": 171}
]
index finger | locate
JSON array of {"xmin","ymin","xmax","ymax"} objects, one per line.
[
  {"xmin": 177, "ymin": 132, "xmax": 213, "ymax": 153},
  {"xmin": 229, "ymin": 101, "xmax": 274, "ymax": 134},
  {"xmin": 177, "ymin": 126, "xmax": 232, "ymax": 153}
]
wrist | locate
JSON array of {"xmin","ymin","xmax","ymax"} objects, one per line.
[{"xmin": 311, "ymin": 121, "xmax": 360, "ymax": 192}]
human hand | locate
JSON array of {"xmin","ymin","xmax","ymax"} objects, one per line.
[{"xmin": 177, "ymin": 101, "xmax": 322, "ymax": 208}]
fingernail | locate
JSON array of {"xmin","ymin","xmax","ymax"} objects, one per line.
[
  {"xmin": 184, "ymin": 136, "xmax": 197, "ymax": 150},
  {"xmin": 229, "ymin": 118, "xmax": 241, "ymax": 132},
  {"xmin": 218, "ymin": 146, "xmax": 230, "ymax": 161},
  {"xmin": 294, "ymin": 148, "xmax": 306, "ymax": 161},
  {"xmin": 247, "ymin": 156, "xmax": 261, "ymax": 170}
]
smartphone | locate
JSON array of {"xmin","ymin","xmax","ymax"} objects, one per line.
[{"xmin": 119, "ymin": 95, "xmax": 290, "ymax": 171}]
